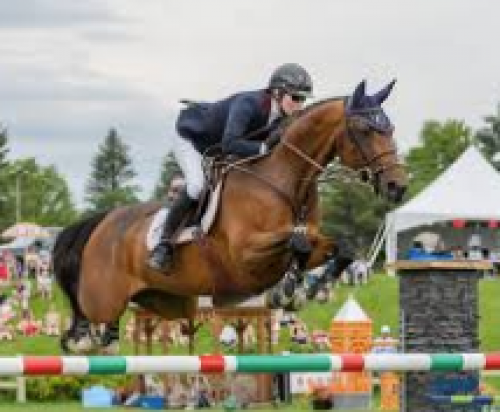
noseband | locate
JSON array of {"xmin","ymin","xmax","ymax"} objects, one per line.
[{"xmin": 344, "ymin": 107, "xmax": 399, "ymax": 185}]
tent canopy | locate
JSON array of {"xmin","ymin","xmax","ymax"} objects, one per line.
[
  {"xmin": 385, "ymin": 146, "xmax": 500, "ymax": 264},
  {"xmin": 388, "ymin": 146, "xmax": 500, "ymax": 233},
  {"xmin": 0, "ymin": 236, "xmax": 37, "ymax": 253}
]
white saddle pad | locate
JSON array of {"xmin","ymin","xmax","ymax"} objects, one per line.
[{"xmin": 146, "ymin": 183, "xmax": 223, "ymax": 251}]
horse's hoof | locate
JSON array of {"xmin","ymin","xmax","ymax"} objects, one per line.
[
  {"xmin": 282, "ymin": 276, "xmax": 297, "ymax": 298},
  {"xmin": 67, "ymin": 336, "xmax": 95, "ymax": 354},
  {"xmin": 100, "ymin": 340, "xmax": 120, "ymax": 355},
  {"xmin": 265, "ymin": 294, "xmax": 278, "ymax": 310},
  {"xmin": 305, "ymin": 283, "xmax": 320, "ymax": 300},
  {"xmin": 283, "ymin": 291, "xmax": 306, "ymax": 312}
]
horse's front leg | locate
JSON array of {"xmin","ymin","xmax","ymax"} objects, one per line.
[{"xmin": 306, "ymin": 233, "xmax": 355, "ymax": 298}]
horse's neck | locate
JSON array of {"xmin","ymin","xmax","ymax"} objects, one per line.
[{"xmin": 262, "ymin": 100, "xmax": 344, "ymax": 198}]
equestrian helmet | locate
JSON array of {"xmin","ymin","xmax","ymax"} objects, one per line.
[{"xmin": 268, "ymin": 63, "xmax": 313, "ymax": 97}]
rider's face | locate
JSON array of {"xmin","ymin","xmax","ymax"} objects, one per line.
[
  {"xmin": 280, "ymin": 93, "xmax": 307, "ymax": 115},
  {"xmin": 167, "ymin": 177, "xmax": 186, "ymax": 202}
]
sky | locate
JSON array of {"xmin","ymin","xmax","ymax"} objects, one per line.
[{"xmin": 0, "ymin": 0, "xmax": 499, "ymax": 207}]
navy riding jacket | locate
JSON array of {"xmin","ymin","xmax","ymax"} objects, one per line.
[{"xmin": 175, "ymin": 89, "xmax": 281, "ymax": 157}]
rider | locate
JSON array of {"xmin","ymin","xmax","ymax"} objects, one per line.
[{"xmin": 148, "ymin": 63, "xmax": 314, "ymax": 272}]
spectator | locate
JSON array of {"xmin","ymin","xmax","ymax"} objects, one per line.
[
  {"xmin": 124, "ymin": 317, "xmax": 135, "ymax": 342},
  {"xmin": 290, "ymin": 318, "xmax": 308, "ymax": 345},
  {"xmin": 451, "ymin": 246, "xmax": 465, "ymax": 260},
  {"xmin": 467, "ymin": 245, "xmax": 483, "ymax": 260},
  {"xmin": 0, "ymin": 296, "xmax": 16, "ymax": 323},
  {"xmin": 219, "ymin": 324, "xmax": 237, "ymax": 347},
  {"xmin": 17, "ymin": 309, "xmax": 41, "ymax": 337},
  {"xmin": 372, "ymin": 325, "xmax": 398, "ymax": 354},
  {"xmin": 0, "ymin": 316, "xmax": 14, "ymax": 341},
  {"xmin": 406, "ymin": 240, "xmax": 429, "ymax": 260},
  {"xmin": 15, "ymin": 256, "xmax": 24, "ymax": 279},
  {"xmin": 311, "ymin": 329, "xmax": 330, "ymax": 351},
  {"xmin": 344, "ymin": 259, "xmax": 370, "ymax": 286},
  {"xmin": 197, "ymin": 388, "xmax": 212, "ymax": 408},
  {"xmin": 243, "ymin": 323, "xmax": 256, "ymax": 348},
  {"xmin": 0, "ymin": 256, "xmax": 9, "ymax": 282},
  {"xmin": 43, "ymin": 304, "xmax": 61, "ymax": 336},
  {"xmin": 37, "ymin": 267, "xmax": 53, "ymax": 300},
  {"xmin": 24, "ymin": 248, "xmax": 39, "ymax": 279}
]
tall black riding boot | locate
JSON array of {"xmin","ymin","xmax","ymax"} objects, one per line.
[{"xmin": 148, "ymin": 190, "xmax": 197, "ymax": 272}]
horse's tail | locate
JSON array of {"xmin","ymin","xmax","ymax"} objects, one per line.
[{"xmin": 53, "ymin": 211, "xmax": 110, "ymax": 319}]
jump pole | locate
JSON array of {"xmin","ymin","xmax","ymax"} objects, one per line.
[{"xmin": 1, "ymin": 353, "xmax": 500, "ymax": 376}]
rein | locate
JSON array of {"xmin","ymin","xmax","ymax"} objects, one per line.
[{"xmin": 224, "ymin": 156, "xmax": 306, "ymax": 221}]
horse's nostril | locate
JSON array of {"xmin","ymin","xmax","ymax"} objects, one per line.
[
  {"xmin": 387, "ymin": 181, "xmax": 397, "ymax": 191},
  {"xmin": 386, "ymin": 181, "xmax": 406, "ymax": 203}
]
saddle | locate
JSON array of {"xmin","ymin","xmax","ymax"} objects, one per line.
[{"xmin": 146, "ymin": 149, "xmax": 230, "ymax": 251}]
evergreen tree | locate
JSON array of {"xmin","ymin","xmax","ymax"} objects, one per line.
[
  {"xmin": 475, "ymin": 103, "xmax": 500, "ymax": 170},
  {"xmin": 320, "ymin": 179, "xmax": 389, "ymax": 255},
  {"xmin": 405, "ymin": 119, "xmax": 472, "ymax": 197},
  {"xmin": 152, "ymin": 153, "xmax": 181, "ymax": 200},
  {"xmin": 85, "ymin": 128, "xmax": 140, "ymax": 212}
]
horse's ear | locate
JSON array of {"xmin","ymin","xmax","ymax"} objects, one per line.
[
  {"xmin": 373, "ymin": 79, "xmax": 396, "ymax": 105},
  {"xmin": 351, "ymin": 80, "xmax": 366, "ymax": 107}
]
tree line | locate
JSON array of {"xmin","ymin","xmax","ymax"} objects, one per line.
[{"xmin": 1, "ymin": 103, "xmax": 499, "ymax": 253}]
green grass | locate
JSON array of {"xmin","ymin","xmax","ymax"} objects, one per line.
[
  {"xmin": 1, "ymin": 272, "xmax": 500, "ymax": 355},
  {"xmin": 479, "ymin": 277, "xmax": 500, "ymax": 351},
  {"xmin": 301, "ymin": 274, "xmax": 400, "ymax": 338}
]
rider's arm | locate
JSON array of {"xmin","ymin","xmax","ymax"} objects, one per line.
[{"xmin": 221, "ymin": 96, "xmax": 267, "ymax": 157}]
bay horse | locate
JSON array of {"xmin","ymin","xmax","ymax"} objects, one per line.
[{"xmin": 54, "ymin": 80, "xmax": 407, "ymax": 354}]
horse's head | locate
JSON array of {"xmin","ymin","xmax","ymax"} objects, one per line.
[{"xmin": 338, "ymin": 80, "xmax": 407, "ymax": 203}]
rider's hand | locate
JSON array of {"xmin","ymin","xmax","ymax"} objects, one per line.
[
  {"xmin": 266, "ymin": 132, "xmax": 281, "ymax": 149},
  {"xmin": 260, "ymin": 132, "xmax": 281, "ymax": 154}
]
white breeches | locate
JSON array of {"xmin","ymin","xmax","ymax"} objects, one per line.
[{"xmin": 172, "ymin": 134, "xmax": 205, "ymax": 199}]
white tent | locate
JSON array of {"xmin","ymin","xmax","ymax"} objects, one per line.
[{"xmin": 385, "ymin": 146, "xmax": 500, "ymax": 265}]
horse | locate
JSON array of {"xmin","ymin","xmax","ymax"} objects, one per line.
[{"xmin": 54, "ymin": 80, "xmax": 407, "ymax": 354}]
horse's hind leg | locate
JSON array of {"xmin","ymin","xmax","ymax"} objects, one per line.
[
  {"xmin": 61, "ymin": 308, "xmax": 94, "ymax": 354},
  {"xmin": 99, "ymin": 320, "xmax": 121, "ymax": 355}
]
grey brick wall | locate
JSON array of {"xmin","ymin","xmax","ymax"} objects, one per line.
[{"xmin": 399, "ymin": 268, "xmax": 483, "ymax": 412}]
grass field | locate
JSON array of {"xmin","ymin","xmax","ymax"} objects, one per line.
[{"xmin": 2, "ymin": 272, "xmax": 499, "ymax": 355}]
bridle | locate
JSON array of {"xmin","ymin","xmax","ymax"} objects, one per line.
[
  {"xmin": 281, "ymin": 102, "xmax": 401, "ymax": 188},
  {"xmin": 343, "ymin": 106, "xmax": 401, "ymax": 187}
]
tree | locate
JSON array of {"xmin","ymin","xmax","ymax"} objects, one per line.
[
  {"xmin": 475, "ymin": 103, "xmax": 500, "ymax": 170},
  {"xmin": 405, "ymin": 119, "xmax": 472, "ymax": 197},
  {"xmin": 0, "ymin": 126, "xmax": 10, "ymax": 230},
  {"xmin": 85, "ymin": 128, "xmax": 140, "ymax": 212},
  {"xmin": 152, "ymin": 153, "xmax": 182, "ymax": 200},
  {"xmin": 2, "ymin": 158, "xmax": 78, "ymax": 227},
  {"xmin": 320, "ymin": 179, "xmax": 389, "ymax": 255},
  {"xmin": 0, "ymin": 126, "xmax": 8, "ymax": 167}
]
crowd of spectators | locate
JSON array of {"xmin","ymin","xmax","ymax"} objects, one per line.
[{"xmin": 0, "ymin": 247, "xmax": 60, "ymax": 342}]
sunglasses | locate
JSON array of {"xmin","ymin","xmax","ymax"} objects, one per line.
[
  {"xmin": 290, "ymin": 94, "xmax": 307, "ymax": 103},
  {"xmin": 169, "ymin": 185, "xmax": 184, "ymax": 193}
]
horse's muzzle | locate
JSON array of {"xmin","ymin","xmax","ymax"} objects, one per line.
[{"xmin": 384, "ymin": 181, "xmax": 406, "ymax": 203}]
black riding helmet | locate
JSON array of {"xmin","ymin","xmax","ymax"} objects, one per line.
[{"xmin": 268, "ymin": 63, "xmax": 313, "ymax": 97}]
